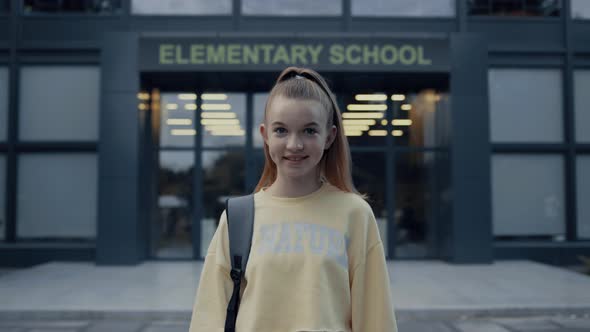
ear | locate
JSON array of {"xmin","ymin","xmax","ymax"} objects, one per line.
[
  {"xmin": 259, "ymin": 123, "xmax": 269, "ymax": 145},
  {"xmin": 325, "ymin": 125, "xmax": 337, "ymax": 149}
]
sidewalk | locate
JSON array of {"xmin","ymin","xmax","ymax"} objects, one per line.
[{"xmin": 1, "ymin": 260, "xmax": 590, "ymax": 321}]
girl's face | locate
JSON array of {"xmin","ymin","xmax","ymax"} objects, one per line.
[{"xmin": 260, "ymin": 96, "xmax": 336, "ymax": 183}]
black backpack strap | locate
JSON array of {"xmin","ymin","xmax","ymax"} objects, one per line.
[{"xmin": 224, "ymin": 194, "xmax": 254, "ymax": 332}]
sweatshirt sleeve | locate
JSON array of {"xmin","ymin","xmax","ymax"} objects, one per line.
[
  {"xmin": 350, "ymin": 237, "xmax": 398, "ymax": 331},
  {"xmin": 189, "ymin": 212, "xmax": 233, "ymax": 332}
]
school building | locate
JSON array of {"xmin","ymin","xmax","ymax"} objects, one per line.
[{"xmin": 0, "ymin": 0, "xmax": 589, "ymax": 266}]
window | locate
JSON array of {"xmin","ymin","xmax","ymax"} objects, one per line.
[
  {"xmin": 571, "ymin": 0, "xmax": 590, "ymax": 19},
  {"xmin": 352, "ymin": 0, "xmax": 454, "ymax": 17},
  {"xmin": 0, "ymin": 67, "xmax": 7, "ymax": 141},
  {"xmin": 351, "ymin": 152, "xmax": 387, "ymax": 255},
  {"xmin": 0, "ymin": 155, "xmax": 5, "ymax": 241},
  {"xmin": 574, "ymin": 70, "xmax": 590, "ymax": 143},
  {"xmin": 468, "ymin": 0, "xmax": 561, "ymax": 17},
  {"xmin": 577, "ymin": 156, "xmax": 590, "ymax": 239},
  {"xmin": 243, "ymin": 0, "xmax": 341, "ymax": 16},
  {"xmin": 23, "ymin": 0, "xmax": 122, "ymax": 14},
  {"xmin": 201, "ymin": 150, "xmax": 245, "ymax": 258},
  {"xmin": 19, "ymin": 66, "xmax": 100, "ymax": 141},
  {"xmin": 489, "ymin": 69, "xmax": 563, "ymax": 143},
  {"xmin": 492, "ymin": 155, "xmax": 565, "ymax": 238},
  {"xmin": 17, "ymin": 154, "xmax": 97, "ymax": 239},
  {"xmin": 201, "ymin": 93, "xmax": 246, "ymax": 148},
  {"xmin": 157, "ymin": 151, "xmax": 194, "ymax": 258},
  {"xmin": 132, "ymin": 0, "xmax": 231, "ymax": 15},
  {"xmin": 1, "ymin": 0, "xmax": 9, "ymax": 12}
]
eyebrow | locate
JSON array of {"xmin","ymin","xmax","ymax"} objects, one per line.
[{"xmin": 271, "ymin": 121, "xmax": 320, "ymax": 127}]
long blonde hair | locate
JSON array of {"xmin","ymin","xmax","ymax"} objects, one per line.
[{"xmin": 254, "ymin": 67, "xmax": 359, "ymax": 195}]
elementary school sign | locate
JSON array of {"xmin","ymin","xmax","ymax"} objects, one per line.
[{"xmin": 139, "ymin": 36, "xmax": 449, "ymax": 72}]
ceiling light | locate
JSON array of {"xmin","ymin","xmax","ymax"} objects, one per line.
[
  {"xmin": 400, "ymin": 104, "xmax": 412, "ymax": 111},
  {"xmin": 167, "ymin": 119, "xmax": 192, "ymax": 126},
  {"xmin": 354, "ymin": 94, "xmax": 387, "ymax": 101},
  {"xmin": 201, "ymin": 119, "xmax": 240, "ymax": 125},
  {"xmin": 178, "ymin": 93, "xmax": 197, "ymax": 100},
  {"xmin": 202, "ymin": 104, "xmax": 231, "ymax": 111},
  {"xmin": 368, "ymin": 130, "xmax": 387, "ymax": 136},
  {"xmin": 347, "ymin": 104, "xmax": 387, "ymax": 111},
  {"xmin": 342, "ymin": 112, "xmax": 384, "ymax": 119},
  {"xmin": 201, "ymin": 112, "xmax": 237, "ymax": 119},
  {"xmin": 391, "ymin": 94, "xmax": 406, "ymax": 101},
  {"xmin": 171, "ymin": 129, "xmax": 196, "ymax": 136},
  {"xmin": 392, "ymin": 119, "xmax": 412, "ymax": 126},
  {"xmin": 201, "ymin": 93, "xmax": 228, "ymax": 101},
  {"xmin": 342, "ymin": 119, "xmax": 376, "ymax": 126}
]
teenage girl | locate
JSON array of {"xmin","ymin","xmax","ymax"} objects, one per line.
[{"xmin": 189, "ymin": 67, "xmax": 398, "ymax": 332}]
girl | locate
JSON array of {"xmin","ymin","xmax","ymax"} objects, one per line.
[{"xmin": 189, "ymin": 67, "xmax": 398, "ymax": 332}]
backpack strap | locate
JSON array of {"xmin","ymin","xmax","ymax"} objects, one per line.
[{"xmin": 224, "ymin": 194, "xmax": 254, "ymax": 332}]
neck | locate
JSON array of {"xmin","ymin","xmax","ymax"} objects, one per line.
[{"xmin": 267, "ymin": 175, "xmax": 323, "ymax": 198}]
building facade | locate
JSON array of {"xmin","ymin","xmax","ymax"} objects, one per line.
[{"xmin": 0, "ymin": 0, "xmax": 589, "ymax": 266}]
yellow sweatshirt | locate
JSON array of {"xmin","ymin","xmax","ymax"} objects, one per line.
[{"xmin": 189, "ymin": 182, "xmax": 398, "ymax": 332}]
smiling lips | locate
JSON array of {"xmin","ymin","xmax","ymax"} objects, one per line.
[{"xmin": 284, "ymin": 155, "xmax": 308, "ymax": 162}]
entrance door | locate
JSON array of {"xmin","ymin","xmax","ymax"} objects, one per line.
[{"xmin": 145, "ymin": 72, "xmax": 450, "ymax": 260}]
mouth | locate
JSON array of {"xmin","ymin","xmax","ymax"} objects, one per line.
[{"xmin": 283, "ymin": 156, "xmax": 308, "ymax": 162}]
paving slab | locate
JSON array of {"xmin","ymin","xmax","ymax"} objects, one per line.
[{"xmin": 0, "ymin": 260, "xmax": 590, "ymax": 320}]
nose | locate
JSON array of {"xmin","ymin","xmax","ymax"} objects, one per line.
[{"xmin": 286, "ymin": 133, "xmax": 303, "ymax": 151}]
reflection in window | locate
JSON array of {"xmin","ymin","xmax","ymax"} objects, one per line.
[
  {"xmin": 468, "ymin": 0, "xmax": 561, "ymax": 16},
  {"xmin": 243, "ymin": 0, "xmax": 341, "ymax": 16},
  {"xmin": 394, "ymin": 152, "xmax": 438, "ymax": 258},
  {"xmin": 352, "ymin": 0, "xmax": 454, "ymax": 17},
  {"xmin": 132, "ymin": 0, "xmax": 231, "ymax": 15},
  {"xmin": 572, "ymin": 0, "xmax": 590, "ymax": 19},
  {"xmin": 157, "ymin": 151, "xmax": 194, "ymax": 258},
  {"xmin": 24, "ymin": 0, "xmax": 122, "ymax": 14},
  {"xmin": 0, "ymin": 68, "xmax": 7, "ymax": 141},
  {"xmin": 341, "ymin": 93, "xmax": 388, "ymax": 146},
  {"xmin": 393, "ymin": 90, "xmax": 449, "ymax": 148},
  {"xmin": 492, "ymin": 155, "xmax": 565, "ymax": 239},
  {"xmin": 159, "ymin": 92, "xmax": 196, "ymax": 148},
  {"xmin": 17, "ymin": 154, "xmax": 97, "ymax": 239},
  {"xmin": 201, "ymin": 93, "xmax": 247, "ymax": 148},
  {"xmin": 201, "ymin": 150, "xmax": 245, "ymax": 258},
  {"xmin": 574, "ymin": 70, "xmax": 590, "ymax": 143},
  {"xmin": 489, "ymin": 69, "xmax": 563, "ymax": 143},
  {"xmin": 0, "ymin": 155, "xmax": 4, "ymax": 241},
  {"xmin": 19, "ymin": 66, "xmax": 100, "ymax": 141},
  {"xmin": 577, "ymin": 156, "xmax": 590, "ymax": 239},
  {"xmin": 351, "ymin": 152, "xmax": 387, "ymax": 256}
]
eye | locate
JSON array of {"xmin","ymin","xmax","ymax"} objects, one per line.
[
  {"xmin": 304, "ymin": 128, "xmax": 317, "ymax": 135},
  {"xmin": 273, "ymin": 127, "xmax": 287, "ymax": 134}
]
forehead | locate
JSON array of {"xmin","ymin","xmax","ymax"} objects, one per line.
[{"xmin": 267, "ymin": 96, "xmax": 328, "ymax": 127}]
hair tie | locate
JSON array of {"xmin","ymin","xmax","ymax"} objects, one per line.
[{"xmin": 294, "ymin": 74, "xmax": 305, "ymax": 80}]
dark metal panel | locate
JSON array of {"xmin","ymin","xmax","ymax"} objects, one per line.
[
  {"xmin": 239, "ymin": 17, "xmax": 342, "ymax": 32},
  {"xmin": 97, "ymin": 32, "xmax": 144, "ymax": 265},
  {"xmin": 99, "ymin": 93, "xmax": 140, "ymax": 178},
  {"xmin": 350, "ymin": 18, "xmax": 454, "ymax": 33},
  {"xmin": 0, "ymin": 18, "xmax": 8, "ymax": 42},
  {"xmin": 494, "ymin": 242, "xmax": 590, "ymax": 266},
  {"xmin": 97, "ymin": 176, "xmax": 141, "ymax": 265},
  {"xmin": 131, "ymin": 16, "xmax": 234, "ymax": 33},
  {"xmin": 488, "ymin": 52, "xmax": 565, "ymax": 67},
  {"xmin": 20, "ymin": 18, "xmax": 126, "ymax": 49},
  {"xmin": 449, "ymin": 32, "xmax": 493, "ymax": 264},
  {"xmin": 572, "ymin": 22, "xmax": 590, "ymax": 53},
  {"xmin": 0, "ymin": 244, "xmax": 95, "ymax": 267},
  {"xmin": 468, "ymin": 19, "xmax": 564, "ymax": 52}
]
